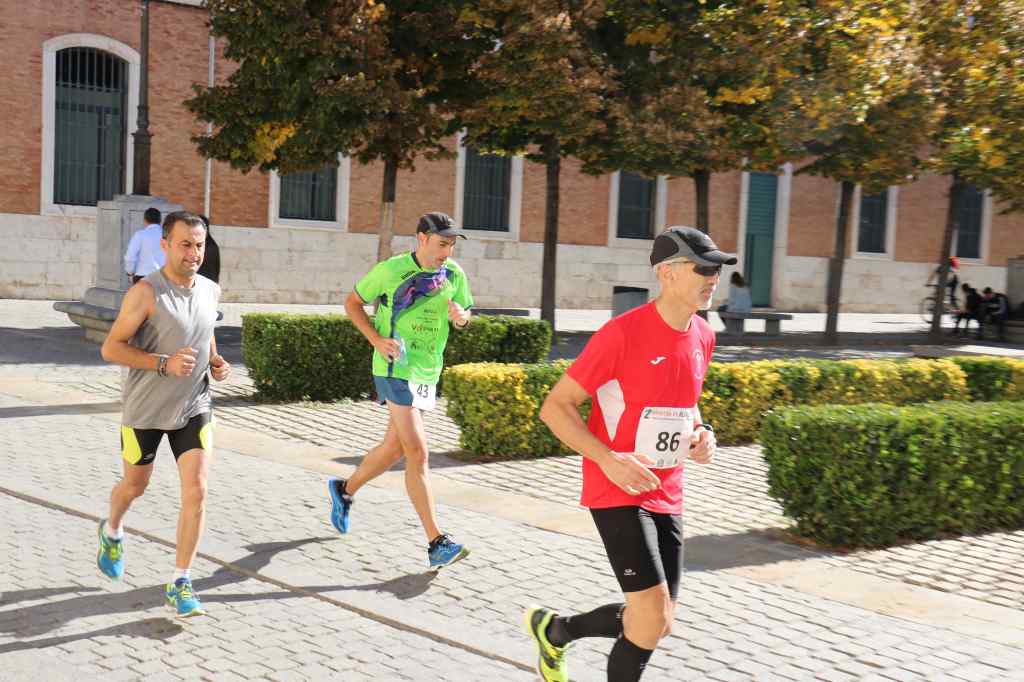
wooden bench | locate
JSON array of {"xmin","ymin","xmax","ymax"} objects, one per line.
[{"xmin": 718, "ymin": 310, "xmax": 794, "ymax": 336}]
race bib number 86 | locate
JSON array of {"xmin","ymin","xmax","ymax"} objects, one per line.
[{"xmin": 635, "ymin": 406, "xmax": 695, "ymax": 469}]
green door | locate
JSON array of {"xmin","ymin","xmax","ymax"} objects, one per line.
[{"xmin": 744, "ymin": 172, "xmax": 777, "ymax": 307}]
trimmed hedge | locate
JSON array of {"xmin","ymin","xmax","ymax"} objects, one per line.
[
  {"xmin": 700, "ymin": 358, "xmax": 968, "ymax": 443},
  {"xmin": 242, "ymin": 313, "xmax": 552, "ymax": 401},
  {"xmin": 948, "ymin": 356, "xmax": 1024, "ymax": 401},
  {"xmin": 443, "ymin": 361, "xmax": 584, "ymax": 457},
  {"xmin": 443, "ymin": 358, "xmax": 974, "ymax": 454},
  {"xmin": 242, "ymin": 314, "xmax": 371, "ymax": 401},
  {"xmin": 761, "ymin": 401, "xmax": 1024, "ymax": 548}
]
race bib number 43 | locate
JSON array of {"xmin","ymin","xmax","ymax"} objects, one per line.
[
  {"xmin": 636, "ymin": 406, "xmax": 695, "ymax": 469},
  {"xmin": 409, "ymin": 381, "xmax": 437, "ymax": 411}
]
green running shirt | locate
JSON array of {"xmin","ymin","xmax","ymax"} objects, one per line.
[{"xmin": 354, "ymin": 252, "xmax": 474, "ymax": 385}]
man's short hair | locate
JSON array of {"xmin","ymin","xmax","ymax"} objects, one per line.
[
  {"xmin": 144, "ymin": 207, "xmax": 161, "ymax": 225},
  {"xmin": 162, "ymin": 211, "xmax": 207, "ymax": 239}
]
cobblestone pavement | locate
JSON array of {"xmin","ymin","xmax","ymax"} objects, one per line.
[
  {"xmin": 4, "ymin": 388, "xmax": 1024, "ymax": 681},
  {"xmin": 59, "ymin": 369, "xmax": 1024, "ymax": 615},
  {"xmin": 3, "ymin": 300, "xmax": 1024, "ymax": 680}
]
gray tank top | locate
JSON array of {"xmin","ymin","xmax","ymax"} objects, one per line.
[{"xmin": 122, "ymin": 270, "xmax": 221, "ymax": 430}]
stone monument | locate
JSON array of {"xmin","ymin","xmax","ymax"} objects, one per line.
[{"xmin": 55, "ymin": 195, "xmax": 181, "ymax": 342}]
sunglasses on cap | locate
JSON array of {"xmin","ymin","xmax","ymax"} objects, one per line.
[
  {"xmin": 692, "ymin": 263, "xmax": 723, "ymax": 277},
  {"xmin": 666, "ymin": 259, "xmax": 721, "ymax": 277}
]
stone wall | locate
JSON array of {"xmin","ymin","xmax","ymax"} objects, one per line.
[
  {"xmin": 0, "ymin": 212, "xmax": 96, "ymax": 300},
  {"xmin": 4, "ymin": 212, "xmax": 1012, "ymax": 312}
]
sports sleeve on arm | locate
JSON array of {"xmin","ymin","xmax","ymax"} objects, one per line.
[
  {"xmin": 566, "ymin": 321, "xmax": 624, "ymax": 397},
  {"xmin": 354, "ymin": 261, "xmax": 388, "ymax": 305}
]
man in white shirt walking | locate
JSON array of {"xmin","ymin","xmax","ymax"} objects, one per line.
[{"xmin": 125, "ymin": 208, "xmax": 166, "ymax": 284}]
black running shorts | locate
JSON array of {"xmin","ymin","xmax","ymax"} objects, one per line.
[
  {"xmin": 120, "ymin": 412, "xmax": 213, "ymax": 466},
  {"xmin": 590, "ymin": 506, "xmax": 684, "ymax": 599}
]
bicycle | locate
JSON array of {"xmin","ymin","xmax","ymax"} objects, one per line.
[{"xmin": 920, "ymin": 283, "xmax": 959, "ymax": 325}]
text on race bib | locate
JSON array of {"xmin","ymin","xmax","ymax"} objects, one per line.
[
  {"xmin": 635, "ymin": 406, "xmax": 695, "ymax": 469},
  {"xmin": 409, "ymin": 381, "xmax": 436, "ymax": 411}
]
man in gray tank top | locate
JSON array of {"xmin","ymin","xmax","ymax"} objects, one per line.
[{"xmin": 97, "ymin": 211, "xmax": 230, "ymax": 618}]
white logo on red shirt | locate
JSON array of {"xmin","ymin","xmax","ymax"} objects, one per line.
[
  {"xmin": 650, "ymin": 356, "xmax": 666, "ymax": 365},
  {"xmin": 692, "ymin": 349, "xmax": 706, "ymax": 380}
]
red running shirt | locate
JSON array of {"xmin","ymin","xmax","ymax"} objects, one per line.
[{"xmin": 566, "ymin": 302, "xmax": 715, "ymax": 515}]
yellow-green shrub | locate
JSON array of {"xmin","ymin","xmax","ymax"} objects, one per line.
[
  {"xmin": 700, "ymin": 358, "xmax": 967, "ymax": 443},
  {"xmin": 948, "ymin": 357, "xmax": 1024, "ymax": 401},
  {"xmin": 444, "ymin": 358, "xmax": 971, "ymax": 455},
  {"xmin": 444, "ymin": 361, "xmax": 582, "ymax": 458}
]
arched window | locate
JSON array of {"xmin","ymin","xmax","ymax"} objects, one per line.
[
  {"xmin": 42, "ymin": 34, "xmax": 139, "ymax": 214},
  {"xmin": 53, "ymin": 47, "xmax": 128, "ymax": 205}
]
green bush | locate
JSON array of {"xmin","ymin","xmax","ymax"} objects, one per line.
[
  {"xmin": 242, "ymin": 313, "xmax": 552, "ymax": 401},
  {"xmin": 444, "ymin": 315, "xmax": 552, "ymax": 366},
  {"xmin": 443, "ymin": 361, "xmax": 585, "ymax": 458},
  {"xmin": 761, "ymin": 401, "xmax": 1024, "ymax": 548},
  {"xmin": 948, "ymin": 356, "xmax": 1024, "ymax": 401},
  {"xmin": 242, "ymin": 314, "xmax": 373, "ymax": 401},
  {"xmin": 700, "ymin": 358, "xmax": 968, "ymax": 443},
  {"xmin": 445, "ymin": 357, "xmax": 971, "ymax": 454}
]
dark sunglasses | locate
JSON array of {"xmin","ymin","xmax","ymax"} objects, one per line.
[{"xmin": 690, "ymin": 263, "xmax": 722, "ymax": 277}]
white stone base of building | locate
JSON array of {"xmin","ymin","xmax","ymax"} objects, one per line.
[{"xmin": 0, "ymin": 212, "xmax": 1009, "ymax": 313}]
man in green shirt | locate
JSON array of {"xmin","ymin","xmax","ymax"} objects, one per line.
[{"xmin": 328, "ymin": 212, "xmax": 474, "ymax": 568}]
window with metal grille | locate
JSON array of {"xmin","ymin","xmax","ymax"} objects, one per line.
[
  {"xmin": 463, "ymin": 146, "xmax": 510, "ymax": 231},
  {"xmin": 54, "ymin": 47, "xmax": 127, "ymax": 206},
  {"xmin": 955, "ymin": 185, "xmax": 984, "ymax": 259},
  {"xmin": 617, "ymin": 172, "xmax": 656, "ymax": 239},
  {"xmin": 857, "ymin": 190, "xmax": 888, "ymax": 253},
  {"xmin": 279, "ymin": 165, "xmax": 337, "ymax": 221}
]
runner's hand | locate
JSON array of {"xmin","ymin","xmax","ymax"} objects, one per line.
[
  {"xmin": 601, "ymin": 452, "xmax": 661, "ymax": 496},
  {"xmin": 372, "ymin": 336, "xmax": 401, "ymax": 362},
  {"xmin": 167, "ymin": 347, "xmax": 197, "ymax": 377},
  {"xmin": 210, "ymin": 354, "xmax": 231, "ymax": 381},
  {"xmin": 688, "ymin": 427, "xmax": 716, "ymax": 464},
  {"xmin": 448, "ymin": 300, "xmax": 470, "ymax": 326}
]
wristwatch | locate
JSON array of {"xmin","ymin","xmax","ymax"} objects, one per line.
[
  {"xmin": 157, "ymin": 354, "xmax": 169, "ymax": 377},
  {"xmin": 697, "ymin": 423, "xmax": 713, "ymax": 432}
]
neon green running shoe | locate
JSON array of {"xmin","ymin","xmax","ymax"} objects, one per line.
[
  {"xmin": 96, "ymin": 519, "xmax": 124, "ymax": 580},
  {"xmin": 165, "ymin": 578, "xmax": 206, "ymax": 618},
  {"xmin": 524, "ymin": 605, "xmax": 569, "ymax": 682}
]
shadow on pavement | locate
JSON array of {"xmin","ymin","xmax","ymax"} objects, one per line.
[
  {"xmin": 0, "ymin": 324, "xmax": 243, "ymax": 368},
  {"xmin": 0, "ymin": 537, "xmax": 331, "ymax": 640},
  {"xmin": 0, "ymin": 585, "xmax": 102, "ymax": 607},
  {"xmin": 0, "ymin": 616, "xmax": 183, "ymax": 654},
  {"xmin": 340, "ymin": 570, "xmax": 438, "ymax": 599},
  {"xmin": 208, "ymin": 570, "xmax": 439, "ymax": 605},
  {"xmin": 0, "ymin": 402, "xmax": 122, "ymax": 419},
  {"xmin": 0, "ymin": 326, "xmax": 106, "ymax": 366},
  {"xmin": 684, "ymin": 529, "xmax": 826, "ymax": 572}
]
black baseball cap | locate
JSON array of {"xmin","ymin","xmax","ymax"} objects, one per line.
[
  {"xmin": 416, "ymin": 212, "xmax": 466, "ymax": 239},
  {"xmin": 650, "ymin": 226, "xmax": 737, "ymax": 267}
]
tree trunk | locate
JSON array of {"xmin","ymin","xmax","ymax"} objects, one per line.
[
  {"xmin": 540, "ymin": 138, "xmax": 560, "ymax": 330},
  {"xmin": 929, "ymin": 171, "xmax": 964, "ymax": 342},
  {"xmin": 693, "ymin": 169, "xmax": 710, "ymax": 233},
  {"xmin": 376, "ymin": 156, "xmax": 398, "ymax": 262},
  {"xmin": 824, "ymin": 180, "xmax": 855, "ymax": 344}
]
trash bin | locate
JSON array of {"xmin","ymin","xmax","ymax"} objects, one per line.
[{"xmin": 612, "ymin": 286, "xmax": 649, "ymax": 318}]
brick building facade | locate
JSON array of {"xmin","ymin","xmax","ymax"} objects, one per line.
[{"xmin": 1, "ymin": 0, "xmax": 1018, "ymax": 311}]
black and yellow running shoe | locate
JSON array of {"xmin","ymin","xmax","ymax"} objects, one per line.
[{"xmin": 524, "ymin": 605, "xmax": 569, "ymax": 682}]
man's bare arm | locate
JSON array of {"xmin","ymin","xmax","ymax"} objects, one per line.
[{"xmin": 100, "ymin": 283, "xmax": 159, "ymax": 370}]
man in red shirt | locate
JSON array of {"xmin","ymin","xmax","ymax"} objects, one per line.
[{"xmin": 526, "ymin": 226, "xmax": 733, "ymax": 682}]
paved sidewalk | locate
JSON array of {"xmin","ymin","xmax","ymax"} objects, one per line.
[{"xmin": 2, "ymin": 299, "xmax": 1024, "ymax": 681}]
